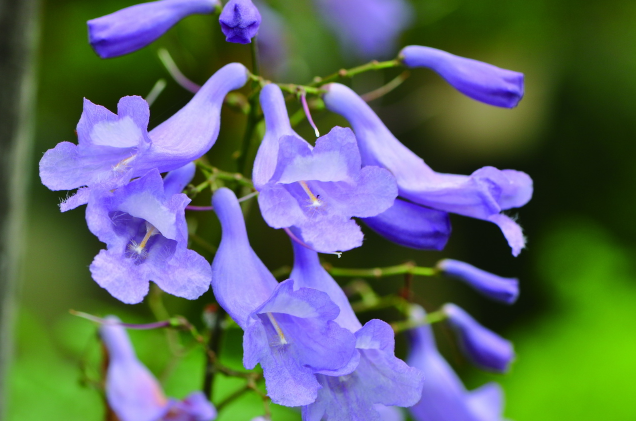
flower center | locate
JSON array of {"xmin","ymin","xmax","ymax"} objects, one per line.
[
  {"xmin": 127, "ymin": 222, "xmax": 158, "ymax": 259},
  {"xmin": 266, "ymin": 312, "xmax": 288, "ymax": 345},
  {"xmin": 112, "ymin": 155, "xmax": 136, "ymax": 173},
  {"xmin": 299, "ymin": 180, "xmax": 323, "ymax": 208}
]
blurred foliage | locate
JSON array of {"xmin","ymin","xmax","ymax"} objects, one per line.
[{"xmin": 9, "ymin": 0, "xmax": 636, "ymax": 419}]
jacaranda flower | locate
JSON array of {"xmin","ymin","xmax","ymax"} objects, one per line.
[
  {"xmin": 290, "ymin": 242, "xmax": 425, "ymax": 420},
  {"xmin": 255, "ymin": 84, "xmax": 397, "ymax": 253},
  {"xmin": 88, "ymin": 0, "xmax": 220, "ymax": 59},
  {"xmin": 252, "ymin": 83, "xmax": 302, "ymax": 190},
  {"xmin": 219, "ymin": 0, "xmax": 261, "ymax": 44},
  {"xmin": 322, "ymin": 83, "xmax": 533, "ymax": 256},
  {"xmin": 443, "ymin": 304, "xmax": 515, "ymax": 373},
  {"xmin": 100, "ymin": 316, "xmax": 216, "ymax": 421},
  {"xmin": 211, "ymin": 188, "xmax": 358, "ymax": 407},
  {"xmin": 87, "ymin": 167, "xmax": 210, "ymax": 304},
  {"xmin": 407, "ymin": 305, "xmax": 507, "ymax": 421},
  {"xmin": 400, "ymin": 45, "xmax": 525, "ymax": 108},
  {"xmin": 437, "ymin": 259, "xmax": 519, "ymax": 304},
  {"xmin": 40, "ymin": 63, "xmax": 248, "ymax": 211},
  {"xmin": 362, "ymin": 198, "xmax": 451, "ymax": 251},
  {"xmin": 313, "ymin": 0, "xmax": 412, "ymax": 59}
]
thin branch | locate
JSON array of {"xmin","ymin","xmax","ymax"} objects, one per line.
[
  {"xmin": 323, "ymin": 262, "xmax": 437, "ymax": 278},
  {"xmin": 361, "ymin": 71, "xmax": 410, "ymax": 102},
  {"xmin": 391, "ymin": 310, "xmax": 448, "ymax": 334}
]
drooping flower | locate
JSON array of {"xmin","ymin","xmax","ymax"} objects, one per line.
[
  {"xmin": 254, "ymin": 85, "xmax": 397, "ymax": 254},
  {"xmin": 290, "ymin": 242, "xmax": 425, "ymax": 421},
  {"xmin": 362, "ymin": 198, "xmax": 451, "ymax": 251},
  {"xmin": 313, "ymin": 0, "xmax": 412, "ymax": 59},
  {"xmin": 219, "ymin": 0, "xmax": 261, "ymax": 44},
  {"xmin": 322, "ymin": 83, "xmax": 533, "ymax": 256},
  {"xmin": 437, "ymin": 259, "xmax": 519, "ymax": 304},
  {"xmin": 211, "ymin": 188, "xmax": 358, "ymax": 407},
  {"xmin": 88, "ymin": 0, "xmax": 220, "ymax": 59},
  {"xmin": 407, "ymin": 305, "xmax": 507, "ymax": 421},
  {"xmin": 40, "ymin": 63, "xmax": 248, "ymax": 211},
  {"xmin": 100, "ymin": 316, "xmax": 216, "ymax": 421},
  {"xmin": 87, "ymin": 167, "xmax": 210, "ymax": 304},
  {"xmin": 400, "ymin": 45, "xmax": 524, "ymax": 108},
  {"xmin": 443, "ymin": 304, "xmax": 515, "ymax": 373}
]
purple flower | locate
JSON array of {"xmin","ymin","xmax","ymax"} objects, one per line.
[
  {"xmin": 86, "ymin": 167, "xmax": 210, "ymax": 304},
  {"xmin": 362, "ymin": 198, "xmax": 451, "ymax": 251},
  {"xmin": 407, "ymin": 305, "xmax": 506, "ymax": 421},
  {"xmin": 88, "ymin": 0, "xmax": 219, "ymax": 59},
  {"xmin": 443, "ymin": 304, "xmax": 515, "ymax": 373},
  {"xmin": 252, "ymin": 84, "xmax": 302, "ymax": 190},
  {"xmin": 219, "ymin": 0, "xmax": 261, "ymax": 44},
  {"xmin": 322, "ymin": 83, "xmax": 533, "ymax": 256},
  {"xmin": 40, "ymin": 63, "xmax": 248, "ymax": 211},
  {"xmin": 254, "ymin": 86, "xmax": 397, "ymax": 254},
  {"xmin": 211, "ymin": 188, "xmax": 358, "ymax": 406},
  {"xmin": 437, "ymin": 259, "xmax": 519, "ymax": 304},
  {"xmin": 400, "ymin": 45, "xmax": 525, "ymax": 108},
  {"xmin": 314, "ymin": 0, "xmax": 412, "ymax": 59},
  {"xmin": 100, "ymin": 316, "xmax": 216, "ymax": 421},
  {"xmin": 290, "ymin": 242, "xmax": 425, "ymax": 420}
]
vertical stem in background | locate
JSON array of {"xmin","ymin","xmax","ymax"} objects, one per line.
[{"xmin": 0, "ymin": 0, "xmax": 40, "ymax": 415}]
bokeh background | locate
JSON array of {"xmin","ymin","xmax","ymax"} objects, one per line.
[{"xmin": 8, "ymin": 0, "xmax": 636, "ymax": 419}]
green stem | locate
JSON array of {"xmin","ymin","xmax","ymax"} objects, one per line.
[
  {"xmin": 324, "ymin": 262, "xmax": 438, "ymax": 278},
  {"xmin": 391, "ymin": 310, "xmax": 448, "ymax": 334},
  {"xmin": 310, "ymin": 59, "xmax": 402, "ymax": 87}
]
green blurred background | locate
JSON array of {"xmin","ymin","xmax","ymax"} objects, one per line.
[{"xmin": 8, "ymin": 0, "xmax": 636, "ymax": 419}]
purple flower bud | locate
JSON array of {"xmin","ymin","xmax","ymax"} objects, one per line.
[
  {"xmin": 443, "ymin": 304, "xmax": 515, "ymax": 373},
  {"xmin": 219, "ymin": 0, "xmax": 261, "ymax": 44},
  {"xmin": 87, "ymin": 169, "xmax": 211, "ymax": 304},
  {"xmin": 400, "ymin": 45, "xmax": 525, "ymax": 108},
  {"xmin": 88, "ymin": 0, "xmax": 219, "ymax": 59},
  {"xmin": 314, "ymin": 0, "xmax": 412, "ymax": 59},
  {"xmin": 407, "ymin": 305, "xmax": 506, "ymax": 421},
  {"xmin": 362, "ymin": 198, "xmax": 451, "ymax": 251},
  {"xmin": 437, "ymin": 259, "xmax": 519, "ymax": 304},
  {"xmin": 323, "ymin": 83, "xmax": 533, "ymax": 256},
  {"xmin": 100, "ymin": 316, "xmax": 216, "ymax": 421}
]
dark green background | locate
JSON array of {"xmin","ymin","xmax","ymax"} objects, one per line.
[{"xmin": 9, "ymin": 0, "xmax": 636, "ymax": 419}]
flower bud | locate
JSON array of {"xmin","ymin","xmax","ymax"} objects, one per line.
[
  {"xmin": 443, "ymin": 304, "xmax": 515, "ymax": 373},
  {"xmin": 437, "ymin": 259, "xmax": 519, "ymax": 304},
  {"xmin": 219, "ymin": 0, "xmax": 261, "ymax": 44},
  {"xmin": 400, "ymin": 45, "xmax": 524, "ymax": 108}
]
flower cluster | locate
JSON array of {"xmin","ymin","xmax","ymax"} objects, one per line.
[{"xmin": 39, "ymin": 1, "xmax": 532, "ymax": 420}]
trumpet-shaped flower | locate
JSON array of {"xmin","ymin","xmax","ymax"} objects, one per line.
[
  {"xmin": 87, "ymin": 167, "xmax": 210, "ymax": 304},
  {"xmin": 211, "ymin": 188, "xmax": 358, "ymax": 407},
  {"xmin": 291, "ymin": 242, "xmax": 425, "ymax": 421},
  {"xmin": 437, "ymin": 259, "xmax": 519, "ymax": 304},
  {"xmin": 443, "ymin": 304, "xmax": 515, "ymax": 373},
  {"xmin": 400, "ymin": 46, "xmax": 524, "ymax": 108},
  {"xmin": 314, "ymin": 0, "xmax": 412, "ymax": 59},
  {"xmin": 88, "ymin": 0, "xmax": 219, "ymax": 59},
  {"xmin": 40, "ymin": 63, "xmax": 248, "ymax": 211},
  {"xmin": 323, "ymin": 83, "xmax": 532, "ymax": 256},
  {"xmin": 100, "ymin": 316, "xmax": 216, "ymax": 421},
  {"xmin": 407, "ymin": 305, "xmax": 507, "ymax": 421},
  {"xmin": 254, "ymin": 88, "xmax": 397, "ymax": 253},
  {"xmin": 219, "ymin": 0, "xmax": 261, "ymax": 44}
]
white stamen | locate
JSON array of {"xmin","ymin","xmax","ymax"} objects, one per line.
[{"xmin": 266, "ymin": 312, "xmax": 288, "ymax": 345}]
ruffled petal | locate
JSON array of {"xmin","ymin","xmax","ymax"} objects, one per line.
[{"xmin": 90, "ymin": 249, "xmax": 150, "ymax": 304}]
